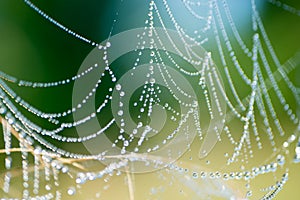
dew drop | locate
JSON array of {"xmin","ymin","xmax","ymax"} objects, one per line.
[
  {"xmin": 192, "ymin": 172, "xmax": 198, "ymax": 179},
  {"xmin": 67, "ymin": 187, "xmax": 76, "ymax": 196},
  {"xmin": 116, "ymin": 84, "xmax": 122, "ymax": 91},
  {"xmin": 118, "ymin": 110, "xmax": 123, "ymax": 116},
  {"xmin": 150, "ymin": 78, "xmax": 156, "ymax": 84}
]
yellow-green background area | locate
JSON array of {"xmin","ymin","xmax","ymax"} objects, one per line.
[{"xmin": 0, "ymin": 0, "xmax": 300, "ymax": 199}]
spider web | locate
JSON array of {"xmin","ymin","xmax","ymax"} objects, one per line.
[{"xmin": 0, "ymin": 0, "xmax": 300, "ymax": 199}]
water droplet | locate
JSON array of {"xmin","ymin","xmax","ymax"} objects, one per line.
[
  {"xmin": 0, "ymin": 106, "xmax": 7, "ymax": 114},
  {"xmin": 124, "ymin": 140, "xmax": 129, "ymax": 147},
  {"xmin": 61, "ymin": 166, "xmax": 69, "ymax": 173},
  {"xmin": 150, "ymin": 78, "xmax": 155, "ymax": 84},
  {"xmin": 67, "ymin": 187, "xmax": 76, "ymax": 196},
  {"xmin": 45, "ymin": 184, "xmax": 51, "ymax": 191},
  {"xmin": 116, "ymin": 84, "xmax": 122, "ymax": 91},
  {"xmin": 118, "ymin": 110, "xmax": 123, "ymax": 116},
  {"xmin": 246, "ymin": 190, "xmax": 252, "ymax": 197},
  {"xmin": 7, "ymin": 118, "xmax": 14, "ymax": 125},
  {"xmin": 192, "ymin": 172, "xmax": 198, "ymax": 179}
]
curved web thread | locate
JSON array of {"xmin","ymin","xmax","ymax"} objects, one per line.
[
  {"xmin": 0, "ymin": 0, "xmax": 300, "ymax": 199},
  {"xmin": 158, "ymin": 0, "xmax": 299, "ymax": 158}
]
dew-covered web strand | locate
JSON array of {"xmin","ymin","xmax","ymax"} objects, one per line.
[
  {"xmin": 150, "ymin": 2, "xmax": 204, "ymax": 76},
  {"xmin": 23, "ymin": 0, "xmax": 99, "ymax": 47},
  {"xmin": 0, "ymin": 70, "xmax": 109, "ymax": 120},
  {"xmin": 161, "ymin": 0, "xmax": 212, "ymax": 58},
  {"xmin": 224, "ymin": 51, "xmax": 300, "ymax": 126},
  {"xmin": 3, "ymin": 0, "xmax": 294, "ymax": 158},
  {"xmin": 212, "ymin": 0, "xmax": 252, "ymax": 85},
  {"xmin": 155, "ymin": 0, "xmax": 207, "ymax": 63},
  {"xmin": 147, "ymin": 3, "xmax": 201, "ymax": 103},
  {"xmin": 24, "ymin": 0, "xmax": 195, "ymax": 154},
  {"xmin": 1, "ymin": 85, "xmax": 117, "ymax": 143},
  {"xmin": 211, "ymin": 15, "xmax": 247, "ymax": 112},
  {"xmin": 253, "ymin": 0, "xmax": 300, "ymax": 103},
  {"xmin": 18, "ymin": 0, "xmax": 298, "ymax": 166},
  {"xmin": 0, "ymin": 63, "xmax": 99, "ymax": 88},
  {"xmin": 252, "ymin": 0, "xmax": 299, "ymax": 127},
  {"xmin": 152, "ymin": 0, "xmax": 258, "ymax": 169},
  {"xmin": 266, "ymin": 0, "xmax": 300, "ymax": 17},
  {"xmin": 180, "ymin": 0, "xmax": 300, "ymax": 181},
  {"xmin": 0, "ymin": 75, "xmax": 116, "ymax": 136},
  {"xmin": 214, "ymin": 0, "xmax": 298, "ymax": 150},
  {"xmin": 167, "ymin": 0, "xmax": 296, "ymax": 163},
  {"xmin": 123, "ymin": 3, "xmax": 200, "ymax": 151},
  {"xmin": 153, "ymin": 0, "xmax": 226, "ymax": 130},
  {"xmin": 0, "ymin": 39, "xmax": 119, "ymax": 132},
  {"xmin": 0, "ymin": 0, "xmax": 124, "ymax": 127}
]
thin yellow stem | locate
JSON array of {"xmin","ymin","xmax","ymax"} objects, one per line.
[
  {"xmin": 0, "ymin": 148, "xmax": 32, "ymax": 154},
  {"xmin": 125, "ymin": 164, "xmax": 135, "ymax": 200}
]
